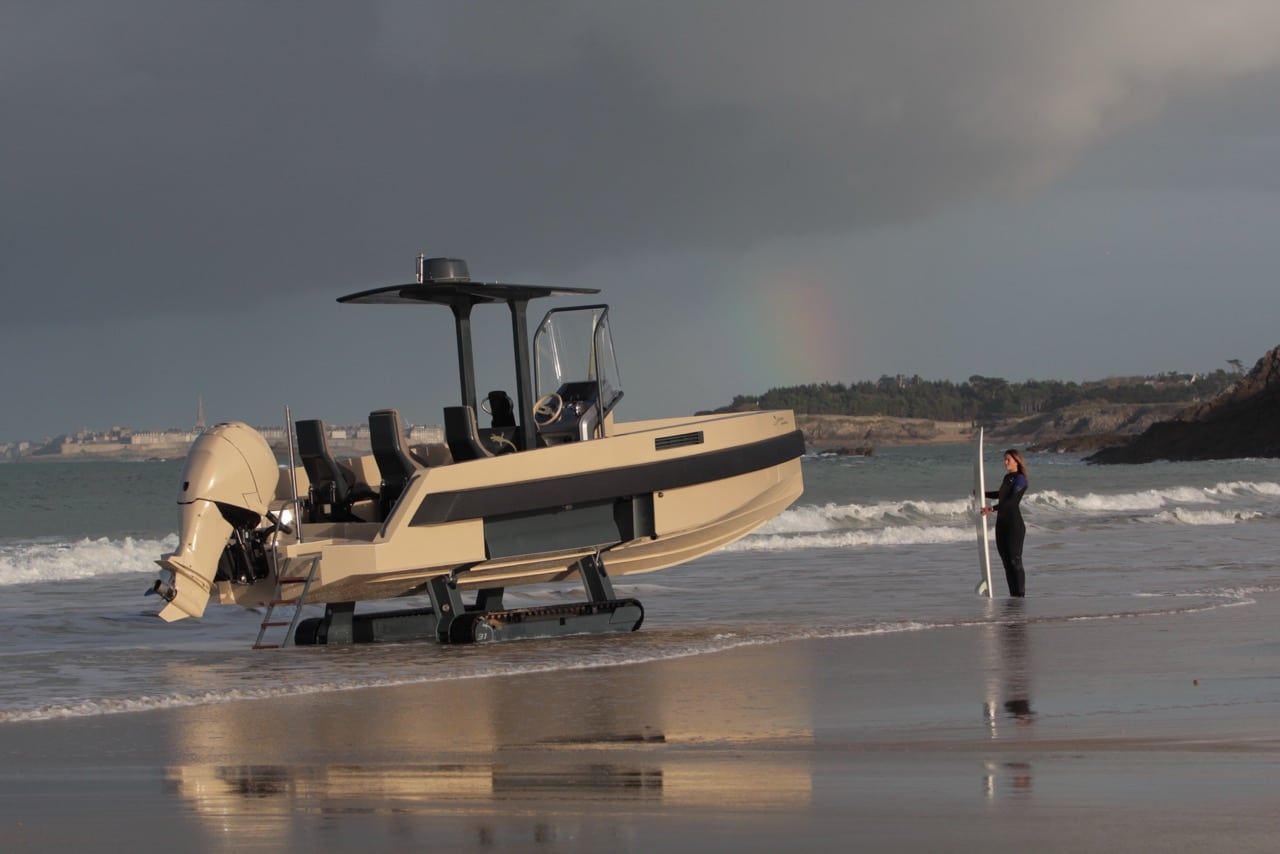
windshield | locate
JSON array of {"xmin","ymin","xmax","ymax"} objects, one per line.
[{"xmin": 534, "ymin": 304, "xmax": 621, "ymax": 409}]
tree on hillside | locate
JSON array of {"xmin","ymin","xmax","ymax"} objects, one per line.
[{"xmin": 719, "ymin": 370, "xmax": 1236, "ymax": 421}]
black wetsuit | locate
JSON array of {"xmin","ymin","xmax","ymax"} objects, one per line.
[{"xmin": 986, "ymin": 471, "xmax": 1028, "ymax": 597}]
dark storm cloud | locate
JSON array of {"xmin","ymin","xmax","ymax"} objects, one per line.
[
  {"xmin": 3, "ymin": 0, "xmax": 1280, "ymax": 327},
  {"xmin": 1, "ymin": 4, "xmax": 389, "ymax": 319}
]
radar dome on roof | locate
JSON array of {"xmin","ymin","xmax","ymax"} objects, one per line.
[{"xmin": 416, "ymin": 256, "xmax": 470, "ymax": 283}]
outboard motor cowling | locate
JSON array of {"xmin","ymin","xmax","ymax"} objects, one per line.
[{"xmin": 154, "ymin": 422, "xmax": 279, "ymax": 621}]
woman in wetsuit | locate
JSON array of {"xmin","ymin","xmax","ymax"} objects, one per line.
[{"xmin": 982, "ymin": 449, "xmax": 1029, "ymax": 597}]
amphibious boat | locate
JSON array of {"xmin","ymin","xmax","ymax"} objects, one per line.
[{"xmin": 151, "ymin": 256, "xmax": 805, "ymax": 646}]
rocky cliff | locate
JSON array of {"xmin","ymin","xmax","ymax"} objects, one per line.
[
  {"xmin": 988, "ymin": 402, "xmax": 1189, "ymax": 453},
  {"xmin": 1086, "ymin": 345, "xmax": 1280, "ymax": 464},
  {"xmin": 797, "ymin": 403, "xmax": 1194, "ymax": 453},
  {"xmin": 798, "ymin": 414, "xmax": 973, "ymax": 449}
]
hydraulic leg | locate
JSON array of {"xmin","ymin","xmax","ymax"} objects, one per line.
[
  {"xmin": 323, "ymin": 601, "xmax": 355, "ymax": 644},
  {"xmin": 578, "ymin": 552, "xmax": 616, "ymax": 601},
  {"xmin": 468, "ymin": 553, "xmax": 642, "ymax": 643}
]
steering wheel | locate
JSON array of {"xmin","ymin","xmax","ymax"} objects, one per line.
[{"xmin": 533, "ymin": 393, "xmax": 564, "ymax": 426}]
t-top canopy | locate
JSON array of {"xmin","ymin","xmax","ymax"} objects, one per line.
[
  {"xmin": 337, "ymin": 280, "xmax": 599, "ymax": 306},
  {"xmin": 337, "ymin": 257, "xmax": 598, "ymax": 307},
  {"xmin": 333, "ymin": 256, "xmax": 602, "ymax": 452}
]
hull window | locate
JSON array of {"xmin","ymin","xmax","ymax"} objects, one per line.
[{"xmin": 483, "ymin": 495, "xmax": 655, "ymax": 559}]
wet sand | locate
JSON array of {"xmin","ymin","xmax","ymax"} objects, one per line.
[{"xmin": 2, "ymin": 594, "xmax": 1278, "ymax": 852}]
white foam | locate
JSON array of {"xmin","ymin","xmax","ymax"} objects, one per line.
[
  {"xmin": 0, "ymin": 591, "xmax": 1257, "ymax": 724},
  {"xmin": 1032, "ymin": 481, "xmax": 1280, "ymax": 514},
  {"xmin": 728, "ymin": 525, "xmax": 972, "ymax": 552},
  {"xmin": 1206, "ymin": 480, "xmax": 1280, "ymax": 498},
  {"xmin": 1148, "ymin": 508, "xmax": 1263, "ymax": 526},
  {"xmin": 0, "ymin": 534, "xmax": 177, "ymax": 586},
  {"xmin": 1035, "ymin": 487, "xmax": 1202, "ymax": 512},
  {"xmin": 0, "ymin": 618, "xmax": 952, "ymax": 724},
  {"xmin": 758, "ymin": 497, "xmax": 971, "ymax": 535}
]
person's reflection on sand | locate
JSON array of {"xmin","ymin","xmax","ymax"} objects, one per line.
[
  {"xmin": 999, "ymin": 601, "xmax": 1035, "ymax": 725},
  {"xmin": 982, "ymin": 599, "xmax": 1035, "ymax": 797},
  {"xmin": 984, "ymin": 598, "xmax": 1035, "ymax": 729}
]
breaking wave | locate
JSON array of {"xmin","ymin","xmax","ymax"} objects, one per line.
[
  {"xmin": 762, "ymin": 498, "xmax": 970, "ymax": 533},
  {"xmin": 724, "ymin": 525, "xmax": 971, "ymax": 552},
  {"xmin": 0, "ymin": 535, "xmax": 177, "ymax": 586},
  {"xmin": 1148, "ymin": 508, "xmax": 1264, "ymax": 526},
  {"xmin": 1033, "ymin": 481, "xmax": 1280, "ymax": 514},
  {"xmin": 734, "ymin": 478, "xmax": 1276, "ymax": 552}
]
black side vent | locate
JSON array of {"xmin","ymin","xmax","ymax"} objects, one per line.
[{"xmin": 655, "ymin": 431, "xmax": 704, "ymax": 451}]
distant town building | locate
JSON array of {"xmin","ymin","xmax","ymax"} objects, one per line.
[
  {"xmin": 129, "ymin": 431, "xmax": 200, "ymax": 446},
  {"xmin": 408, "ymin": 424, "xmax": 443, "ymax": 443},
  {"xmin": 11, "ymin": 419, "xmax": 444, "ymax": 461}
]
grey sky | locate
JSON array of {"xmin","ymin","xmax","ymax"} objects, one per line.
[{"xmin": 3, "ymin": 1, "xmax": 1280, "ymax": 440}]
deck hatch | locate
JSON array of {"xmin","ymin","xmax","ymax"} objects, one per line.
[{"xmin": 655, "ymin": 431, "xmax": 704, "ymax": 451}]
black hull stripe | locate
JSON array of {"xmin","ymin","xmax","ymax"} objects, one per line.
[{"xmin": 410, "ymin": 429, "xmax": 805, "ymax": 526}]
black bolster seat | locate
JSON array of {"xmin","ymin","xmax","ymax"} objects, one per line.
[
  {"xmin": 295, "ymin": 418, "xmax": 368, "ymax": 522},
  {"xmin": 368, "ymin": 408, "xmax": 419, "ymax": 518},
  {"xmin": 487, "ymin": 390, "xmax": 516, "ymax": 429},
  {"xmin": 443, "ymin": 405, "xmax": 495, "ymax": 462}
]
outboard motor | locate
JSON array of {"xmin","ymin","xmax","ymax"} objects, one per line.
[{"xmin": 153, "ymin": 422, "xmax": 279, "ymax": 621}]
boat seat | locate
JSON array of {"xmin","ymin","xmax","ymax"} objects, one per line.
[
  {"xmin": 368, "ymin": 408, "xmax": 420, "ymax": 519},
  {"xmin": 486, "ymin": 390, "xmax": 516, "ymax": 429},
  {"xmin": 295, "ymin": 419, "xmax": 372, "ymax": 522},
  {"xmin": 483, "ymin": 390, "xmax": 522, "ymax": 452},
  {"xmin": 443, "ymin": 405, "xmax": 495, "ymax": 461}
]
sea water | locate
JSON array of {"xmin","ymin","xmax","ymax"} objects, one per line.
[{"xmin": 1, "ymin": 447, "xmax": 1278, "ymax": 723}]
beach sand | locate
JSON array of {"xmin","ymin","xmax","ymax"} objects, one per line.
[{"xmin": 2, "ymin": 595, "xmax": 1278, "ymax": 852}]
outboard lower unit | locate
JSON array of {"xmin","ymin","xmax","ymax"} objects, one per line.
[
  {"xmin": 215, "ymin": 508, "xmax": 275, "ymax": 586},
  {"xmin": 152, "ymin": 422, "xmax": 280, "ymax": 621}
]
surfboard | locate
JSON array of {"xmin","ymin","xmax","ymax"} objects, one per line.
[{"xmin": 973, "ymin": 428, "xmax": 994, "ymax": 598}]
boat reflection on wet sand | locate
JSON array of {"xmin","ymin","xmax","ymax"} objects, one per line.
[{"xmin": 162, "ymin": 641, "xmax": 817, "ymax": 847}]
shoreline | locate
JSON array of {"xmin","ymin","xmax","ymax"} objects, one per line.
[
  {"xmin": 0, "ymin": 405, "xmax": 1192, "ymax": 460},
  {"xmin": 3, "ymin": 593, "xmax": 1278, "ymax": 850},
  {"xmin": 8, "ymin": 427, "xmax": 972, "ymax": 463},
  {"xmin": 798, "ymin": 414, "xmax": 974, "ymax": 450},
  {"xmin": 4, "ymin": 440, "xmax": 372, "ymax": 464}
]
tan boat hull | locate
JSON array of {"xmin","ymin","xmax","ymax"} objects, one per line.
[{"xmin": 206, "ymin": 409, "xmax": 804, "ymax": 611}]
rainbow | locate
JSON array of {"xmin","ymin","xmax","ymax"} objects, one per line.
[{"xmin": 719, "ymin": 265, "xmax": 856, "ymax": 388}]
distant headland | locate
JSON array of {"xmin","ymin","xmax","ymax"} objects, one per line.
[
  {"xmin": 1085, "ymin": 344, "xmax": 1280, "ymax": 463},
  {"xmin": 709, "ymin": 346, "xmax": 1279, "ymax": 463}
]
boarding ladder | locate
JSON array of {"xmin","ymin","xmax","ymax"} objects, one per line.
[{"xmin": 252, "ymin": 554, "xmax": 321, "ymax": 650}]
